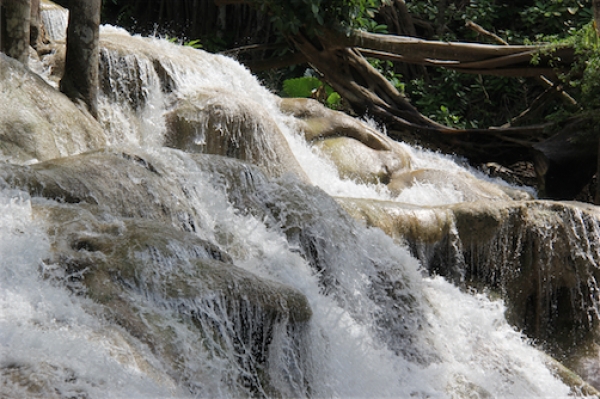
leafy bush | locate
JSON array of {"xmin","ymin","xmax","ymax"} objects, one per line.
[
  {"xmin": 248, "ymin": 0, "xmax": 392, "ymax": 35},
  {"xmin": 546, "ymin": 22, "xmax": 600, "ymax": 113},
  {"xmin": 520, "ymin": 0, "xmax": 592, "ymax": 36},
  {"xmin": 282, "ymin": 76, "xmax": 342, "ymax": 109}
]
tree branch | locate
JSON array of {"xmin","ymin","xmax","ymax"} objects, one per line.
[
  {"xmin": 337, "ymin": 29, "xmax": 572, "ymax": 64},
  {"xmin": 465, "ymin": 20, "xmax": 508, "ymax": 45}
]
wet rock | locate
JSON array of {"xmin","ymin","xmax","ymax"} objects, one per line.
[
  {"xmin": 32, "ymin": 199, "xmax": 311, "ymax": 396},
  {"xmin": 166, "ymin": 90, "xmax": 310, "ymax": 182},
  {"xmin": 281, "ymin": 98, "xmax": 392, "ymax": 151},
  {"xmin": 389, "ymin": 168, "xmax": 532, "ymax": 201},
  {"xmin": 281, "ymin": 97, "xmax": 411, "ymax": 185},
  {"xmin": 339, "ymin": 198, "xmax": 600, "ymax": 346},
  {"xmin": 314, "ymin": 136, "xmax": 407, "ymax": 185},
  {"xmin": 0, "ymin": 146, "xmax": 312, "ymax": 396},
  {"xmin": 0, "ymin": 148, "xmax": 195, "ymax": 227},
  {"xmin": 0, "ymin": 53, "xmax": 107, "ymax": 163},
  {"xmin": 337, "ymin": 198, "xmax": 452, "ymax": 245}
]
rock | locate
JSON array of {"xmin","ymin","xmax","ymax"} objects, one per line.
[
  {"xmin": 281, "ymin": 98, "xmax": 532, "ymax": 201},
  {"xmin": 389, "ymin": 168, "xmax": 532, "ymax": 201},
  {"xmin": 281, "ymin": 98, "xmax": 415, "ymax": 185},
  {"xmin": 544, "ymin": 352, "xmax": 600, "ymax": 397},
  {"xmin": 338, "ymin": 197, "xmax": 600, "ymax": 347},
  {"xmin": 533, "ymin": 117, "xmax": 598, "ymax": 200},
  {"xmin": 337, "ymin": 198, "xmax": 452, "ymax": 245},
  {"xmin": 0, "ymin": 147, "xmax": 314, "ymax": 395},
  {"xmin": 0, "ymin": 53, "xmax": 107, "ymax": 164},
  {"xmin": 280, "ymin": 98, "xmax": 395, "ymax": 152},
  {"xmin": 314, "ymin": 136, "xmax": 408, "ymax": 185},
  {"xmin": 34, "ymin": 201, "xmax": 311, "ymax": 395},
  {"xmin": 0, "ymin": 148, "xmax": 197, "ymax": 227},
  {"xmin": 166, "ymin": 90, "xmax": 310, "ymax": 182}
]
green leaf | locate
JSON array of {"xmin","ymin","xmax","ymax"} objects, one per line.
[
  {"xmin": 282, "ymin": 77, "xmax": 323, "ymax": 98},
  {"xmin": 326, "ymin": 92, "xmax": 342, "ymax": 107}
]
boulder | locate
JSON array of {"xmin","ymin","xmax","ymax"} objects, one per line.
[
  {"xmin": 281, "ymin": 98, "xmax": 531, "ymax": 201},
  {"xmin": 314, "ymin": 136, "xmax": 407, "ymax": 185},
  {"xmin": 533, "ymin": 117, "xmax": 598, "ymax": 200},
  {"xmin": 0, "ymin": 53, "xmax": 107, "ymax": 164},
  {"xmin": 281, "ymin": 98, "xmax": 392, "ymax": 151},
  {"xmin": 166, "ymin": 90, "xmax": 310, "ymax": 182},
  {"xmin": 281, "ymin": 98, "xmax": 412, "ymax": 185},
  {"xmin": 389, "ymin": 168, "xmax": 532, "ymax": 201},
  {"xmin": 0, "ymin": 148, "xmax": 196, "ymax": 227},
  {"xmin": 0, "ymin": 147, "xmax": 313, "ymax": 395}
]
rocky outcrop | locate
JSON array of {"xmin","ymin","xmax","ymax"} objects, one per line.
[
  {"xmin": 282, "ymin": 98, "xmax": 531, "ymax": 201},
  {"xmin": 166, "ymin": 91, "xmax": 310, "ymax": 182},
  {"xmin": 37, "ymin": 201, "xmax": 310, "ymax": 395},
  {"xmin": 0, "ymin": 148, "xmax": 312, "ymax": 396},
  {"xmin": 0, "ymin": 148, "xmax": 196, "ymax": 226},
  {"xmin": 281, "ymin": 97, "xmax": 410, "ymax": 185},
  {"xmin": 339, "ymin": 197, "xmax": 600, "ymax": 345},
  {"xmin": 0, "ymin": 53, "xmax": 107, "ymax": 164}
]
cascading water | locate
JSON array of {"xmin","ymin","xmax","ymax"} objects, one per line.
[{"xmin": 1, "ymin": 6, "xmax": 599, "ymax": 398}]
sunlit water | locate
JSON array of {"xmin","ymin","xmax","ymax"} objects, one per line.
[{"xmin": 0, "ymin": 10, "xmax": 590, "ymax": 398}]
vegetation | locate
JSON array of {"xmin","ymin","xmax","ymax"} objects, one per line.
[
  {"xmin": 4, "ymin": 0, "xmax": 600, "ymax": 200},
  {"xmin": 80, "ymin": 0, "xmax": 600, "ymax": 201}
]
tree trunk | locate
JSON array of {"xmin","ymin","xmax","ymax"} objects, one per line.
[
  {"xmin": 291, "ymin": 34, "xmax": 438, "ymax": 127},
  {"xmin": 596, "ymin": 134, "xmax": 600, "ymax": 204},
  {"xmin": 60, "ymin": 0, "xmax": 101, "ymax": 118},
  {"xmin": 593, "ymin": 0, "xmax": 600, "ymax": 203},
  {"xmin": 29, "ymin": 0, "xmax": 40, "ymax": 49},
  {"xmin": 533, "ymin": 117, "xmax": 598, "ymax": 199},
  {"xmin": 290, "ymin": 31, "xmax": 554, "ymax": 164},
  {"xmin": 594, "ymin": 0, "xmax": 600, "ymax": 36},
  {"xmin": 2, "ymin": 0, "xmax": 31, "ymax": 66}
]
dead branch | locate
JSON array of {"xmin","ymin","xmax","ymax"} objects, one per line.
[{"xmin": 465, "ymin": 20, "xmax": 508, "ymax": 45}]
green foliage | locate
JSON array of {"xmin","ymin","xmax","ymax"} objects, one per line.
[
  {"xmin": 184, "ymin": 39, "xmax": 203, "ymax": 49},
  {"xmin": 354, "ymin": 17, "xmax": 389, "ymax": 33},
  {"xmin": 249, "ymin": 0, "xmax": 392, "ymax": 35},
  {"xmin": 282, "ymin": 77, "xmax": 323, "ymax": 98},
  {"xmin": 402, "ymin": 0, "xmax": 594, "ymax": 128},
  {"xmin": 406, "ymin": 70, "xmax": 527, "ymax": 129},
  {"xmin": 406, "ymin": 0, "xmax": 591, "ymax": 44},
  {"xmin": 520, "ymin": 0, "xmax": 592, "ymax": 36},
  {"xmin": 548, "ymin": 22, "xmax": 600, "ymax": 111},
  {"xmin": 282, "ymin": 76, "xmax": 342, "ymax": 109},
  {"xmin": 367, "ymin": 59, "xmax": 404, "ymax": 92},
  {"xmin": 165, "ymin": 36, "xmax": 203, "ymax": 49}
]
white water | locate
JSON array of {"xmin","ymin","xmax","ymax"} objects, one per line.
[
  {"xmin": 0, "ymin": 189, "xmax": 183, "ymax": 398},
  {"xmin": 0, "ymin": 13, "xmax": 591, "ymax": 398}
]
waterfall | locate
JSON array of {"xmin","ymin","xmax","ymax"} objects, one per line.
[
  {"xmin": 40, "ymin": 1, "xmax": 68, "ymax": 42},
  {"xmin": 1, "ymin": 7, "xmax": 598, "ymax": 398}
]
